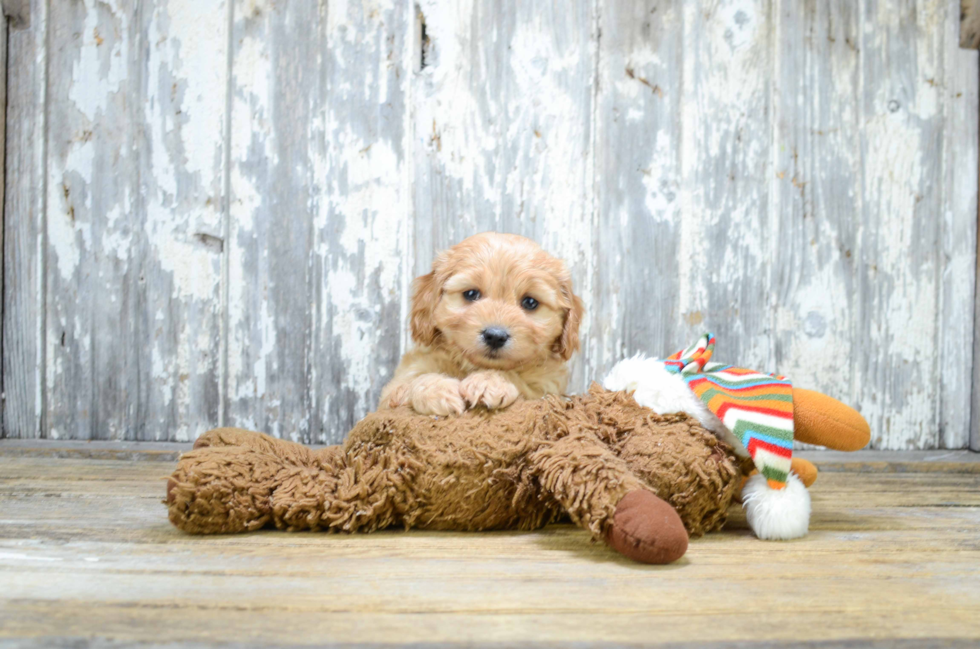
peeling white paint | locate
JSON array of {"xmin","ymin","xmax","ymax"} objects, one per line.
[
  {"xmin": 14, "ymin": 0, "xmax": 978, "ymax": 449},
  {"xmin": 67, "ymin": 1, "xmax": 129, "ymax": 122}
]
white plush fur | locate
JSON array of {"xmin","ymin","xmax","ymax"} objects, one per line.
[
  {"xmin": 603, "ymin": 355, "xmax": 747, "ymax": 456},
  {"xmin": 741, "ymin": 472, "xmax": 811, "ymax": 540}
]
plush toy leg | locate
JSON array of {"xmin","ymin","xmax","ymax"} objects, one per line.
[
  {"xmin": 168, "ymin": 432, "xmax": 414, "ymax": 535},
  {"xmin": 791, "ymin": 457, "xmax": 818, "ymax": 488},
  {"xmin": 529, "ymin": 433, "xmax": 688, "ymax": 564}
]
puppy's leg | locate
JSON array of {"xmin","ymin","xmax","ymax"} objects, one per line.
[
  {"xmin": 406, "ymin": 374, "xmax": 466, "ymax": 416},
  {"xmin": 378, "ymin": 381, "xmax": 412, "ymax": 409},
  {"xmin": 459, "ymin": 370, "xmax": 521, "ymax": 409}
]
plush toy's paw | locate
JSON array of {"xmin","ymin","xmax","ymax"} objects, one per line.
[
  {"xmin": 605, "ymin": 490, "xmax": 688, "ymax": 564},
  {"xmin": 409, "ymin": 375, "xmax": 466, "ymax": 416},
  {"xmin": 459, "ymin": 371, "xmax": 521, "ymax": 410}
]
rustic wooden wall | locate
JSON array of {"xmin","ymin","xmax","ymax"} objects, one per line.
[{"xmin": 2, "ymin": 0, "xmax": 978, "ymax": 449}]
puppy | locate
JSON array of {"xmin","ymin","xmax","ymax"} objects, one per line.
[{"xmin": 379, "ymin": 232, "xmax": 584, "ymax": 416}]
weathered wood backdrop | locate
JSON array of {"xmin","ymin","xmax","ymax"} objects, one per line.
[{"xmin": 2, "ymin": 0, "xmax": 978, "ymax": 449}]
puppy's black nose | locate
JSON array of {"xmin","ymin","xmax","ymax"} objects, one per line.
[{"xmin": 482, "ymin": 327, "xmax": 510, "ymax": 350}]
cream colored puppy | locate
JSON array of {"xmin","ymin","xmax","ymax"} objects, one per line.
[{"xmin": 379, "ymin": 232, "xmax": 584, "ymax": 416}]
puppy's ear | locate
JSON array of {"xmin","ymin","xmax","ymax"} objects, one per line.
[
  {"xmin": 554, "ymin": 287, "xmax": 584, "ymax": 361},
  {"xmin": 410, "ymin": 271, "xmax": 442, "ymax": 346}
]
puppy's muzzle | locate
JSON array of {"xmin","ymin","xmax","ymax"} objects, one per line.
[{"xmin": 481, "ymin": 327, "xmax": 510, "ymax": 351}]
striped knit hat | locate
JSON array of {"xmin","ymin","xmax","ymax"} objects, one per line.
[{"xmin": 663, "ymin": 333, "xmax": 795, "ymax": 490}]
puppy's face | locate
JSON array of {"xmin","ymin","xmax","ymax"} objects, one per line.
[{"xmin": 411, "ymin": 233, "xmax": 583, "ymax": 370}]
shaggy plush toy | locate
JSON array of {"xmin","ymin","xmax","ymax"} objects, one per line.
[
  {"xmin": 168, "ymin": 387, "xmax": 743, "ymax": 564},
  {"xmin": 166, "ymin": 334, "xmax": 869, "ymax": 564}
]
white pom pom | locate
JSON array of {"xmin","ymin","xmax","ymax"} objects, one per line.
[{"xmin": 741, "ymin": 472, "xmax": 811, "ymax": 540}]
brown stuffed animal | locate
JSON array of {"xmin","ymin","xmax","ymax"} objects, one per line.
[{"xmin": 167, "ymin": 386, "xmax": 743, "ymax": 564}]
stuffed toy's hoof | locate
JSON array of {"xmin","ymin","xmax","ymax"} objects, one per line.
[
  {"xmin": 606, "ymin": 490, "xmax": 688, "ymax": 564},
  {"xmin": 741, "ymin": 472, "xmax": 811, "ymax": 540}
]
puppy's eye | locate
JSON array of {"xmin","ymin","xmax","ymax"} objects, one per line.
[
  {"xmin": 521, "ymin": 296, "xmax": 539, "ymax": 311},
  {"xmin": 463, "ymin": 289, "xmax": 481, "ymax": 302}
]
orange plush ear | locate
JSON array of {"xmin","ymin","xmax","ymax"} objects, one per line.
[{"xmin": 793, "ymin": 388, "xmax": 871, "ymax": 451}]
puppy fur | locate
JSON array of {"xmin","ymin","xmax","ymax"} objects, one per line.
[{"xmin": 379, "ymin": 232, "xmax": 584, "ymax": 416}]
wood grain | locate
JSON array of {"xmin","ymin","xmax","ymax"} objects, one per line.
[
  {"xmin": 2, "ymin": 0, "xmax": 46, "ymax": 439},
  {"xmin": 770, "ymin": 0, "xmax": 860, "ymax": 420},
  {"xmin": 591, "ymin": 0, "xmax": 684, "ymax": 378},
  {"xmin": 941, "ymin": 0, "xmax": 980, "ymax": 448},
  {"xmin": 310, "ymin": 0, "xmax": 414, "ymax": 443},
  {"xmin": 1, "ymin": 453, "xmax": 979, "ymax": 646},
  {"xmin": 134, "ymin": 0, "xmax": 228, "ymax": 441},
  {"xmin": 224, "ymin": 0, "xmax": 320, "ymax": 442},
  {"xmin": 44, "ymin": 0, "xmax": 143, "ymax": 440},
  {"xmin": 0, "ymin": 14, "xmax": 6, "ymax": 438},
  {"xmin": 225, "ymin": 0, "xmax": 413, "ymax": 443},
  {"xmin": 1, "ymin": 1, "xmax": 977, "ymax": 448}
]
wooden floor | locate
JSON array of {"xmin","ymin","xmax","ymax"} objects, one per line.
[{"xmin": 1, "ymin": 444, "xmax": 979, "ymax": 648}]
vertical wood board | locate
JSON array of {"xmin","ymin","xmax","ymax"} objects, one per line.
[
  {"xmin": 591, "ymin": 0, "xmax": 685, "ymax": 381},
  {"xmin": 939, "ymin": 0, "xmax": 979, "ymax": 448},
  {"xmin": 310, "ymin": 0, "xmax": 414, "ymax": 442},
  {"xmin": 225, "ymin": 0, "xmax": 321, "ymax": 441},
  {"xmin": 135, "ymin": 0, "xmax": 228, "ymax": 441},
  {"xmin": 0, "ymin": 12, "xmax": 7, "ymax": 436},
  {"xmin": 44, "ymin": 0, "xmax": 143, "ymax": 440},
  {"xmin": 2, "ymin": 0, "xmax": 46, "ymax": 439}
]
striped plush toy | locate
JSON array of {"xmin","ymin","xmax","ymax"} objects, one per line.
[{"xmin": 603, "ymin": 333, "xmax": 870, "ymax": 541}]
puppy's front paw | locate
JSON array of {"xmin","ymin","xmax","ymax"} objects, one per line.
[
  {"xmin": 379, "ymin": 382, "xmax": 410, "ymax": 409},
  {"xmin": 409, "ymin": 375, "xmax": 466, "ymax": 416},
  {"xmin": 460, "ymin": 371, "xmax": 521, "ymax": 409}
]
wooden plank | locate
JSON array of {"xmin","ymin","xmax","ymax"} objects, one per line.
[
  {"xmin": 0, "ymin": 9, "xmax": 6, "ymax": 438},
  {"xmin": 851, "ymin": 0, "xmax": 944, "ymax": 449},
  {"xmin": 975, "ymin": 208, "xmax": 980, "ymax": 451},
  {"xmin": 224, "ymin": 0, "xmax": 321, "ymax": 441},
  {"xmin": 310, "ymin": 0, "xmax": 414, "ymax": 442},
  {"xmin": 1, "ymin": 455, "xmax": 980, "ymax": 646},
  {"xmin": 44, "ymin": 0, "xmax": 145, "ymax": 440},
  {"xmin": 590, "ymin": 0, "xmax": 684, "ymax": 378},
  {"xmin": 225, "ymin": 0, "xmax": 415, "ymax": 444},
  {"xmin": 412, "ymin": 0, "xmax": 596, "ymax": 391},
  {"xmin": 134, "ymin": 0, "xmax": 228, "ymax": 440},
  {"xmin": 0, "ymin": 439, "xmax": 192, "ymax": 461},
  {"xmin": 769, "ymin": 1, "xmax": 861, "ymax": 427},
  {"xmin": 2, "ymin": 0, "xmax": 46, "ymax": 439},
  {"xmin": 675, "ymin": 1, "xmax": 774, "ymax": 372},
  {"xmin": 941, "ymin": 2, "xmax": 980, "ymax": 448},
  {"xmin": 801, "ymin": 449, "xmax": 980, "ymax": 472}
]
